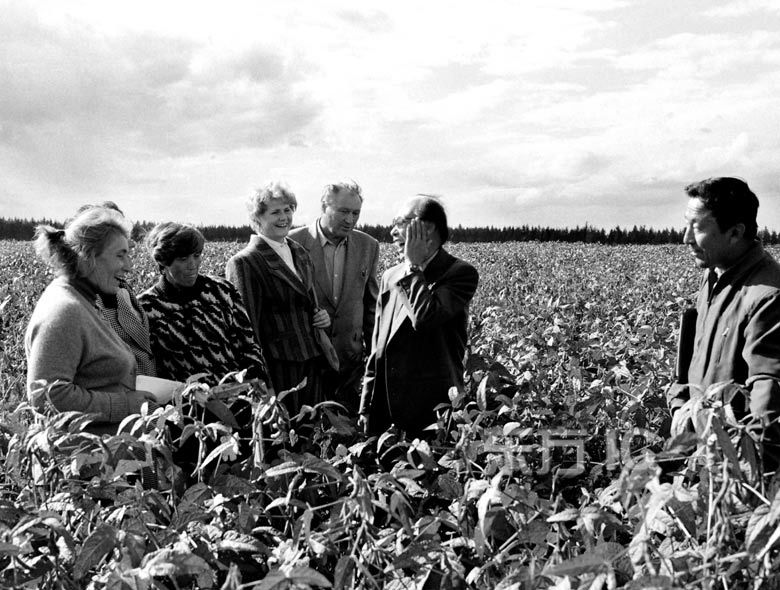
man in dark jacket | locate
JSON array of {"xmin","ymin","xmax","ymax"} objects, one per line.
[
  {"xmin": 670, "ymin": 177, "xmax": 780, "ymax": 465},
  {"xmin": 359, "ymin": 195, "xmax": 479, "ymax": 436}
]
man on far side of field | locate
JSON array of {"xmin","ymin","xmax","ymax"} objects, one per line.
[{"xmin": 669, "ymin": 176, "xmax": 780, "ymax": 467}]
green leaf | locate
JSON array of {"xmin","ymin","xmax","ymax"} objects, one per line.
[
  {"xmin": 256, "ymin": 567, "xmax": 332, "ymax": 590},
  {"xmin": 287, "ymin": 566, "xmax": 332, "ymax": 587},
  {"xmin": 544, "ymin": 551, "xmax": 607, "ymax": 577},
  {"xmin": 204, "ymin": 400, "xmax": 240, "ymax": 429},
  {"xmin": 624, "ymin": 575, "xmax": 674, "ymax": 589},
  {"xmin": 301, "ymin": 453, "xmax": 342, "ymax": 480},
  {"xmin": 333, "ymin": 556, "xmax": 355, "ymax": 590},
  {"xmin": 74, "ymin": 524, "xmax": 117, "ymax": 580},
  {"xmin": 322, "ymin": 408, "xmax": 355, "ymax": 436},
  {"xmin": 710, "ymin": 415, "xmax": 741, "ymax": 480},
  {"xmin": 543, "ymin": 543, "xmax": 630, "ymax": 578},
  {"xmin": 746, "ymin": 504, "xmax": 772, "ymax": 552},
  {"xmin": 476, "ymin": 375, "xmax": 489, "ymax": 412},
  {"xmin": 264, "ymin": 461, "xmax": 300, "ymax": 479},
  {"xmin": 0, "ymin": 542, "xmax": 21, "ymax": 556},
  {"xmin": 547, "ymin": 508, "xmax": 579, "ymax": 522},
  {"xmin": 199, "ymin": 440, "xmax": 237, "ymax": 471},
  {"xmin": 142, "ymin": 548, "xmax": 214, "ymax": 587}
]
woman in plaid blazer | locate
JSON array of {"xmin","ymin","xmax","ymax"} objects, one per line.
[{"xmin": 226, "ymin": 181, "xmax": 331, "ymax": 413}]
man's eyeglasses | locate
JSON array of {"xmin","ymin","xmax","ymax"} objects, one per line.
[{"xmin": 392, "ymin": 215, "xmax": 417, "ymax": 228}]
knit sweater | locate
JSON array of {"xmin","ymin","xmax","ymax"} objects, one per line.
[
  {"xmin": 25, "ymin": 277, "xmax": 150, "ymax": 426},
  {"xmin": 138, "ymin": 274, "xmax": 270, "ymax": 384}
]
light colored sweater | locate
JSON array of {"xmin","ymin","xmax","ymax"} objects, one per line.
[{"xmin": 25, "ymin": 277, "xmax": 150, "ymax": 426}]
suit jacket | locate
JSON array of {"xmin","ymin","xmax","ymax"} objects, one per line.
[
  {"xmin": 226, "ymin": 235, "xmax": 321, "ymax": 363},
  {"xmin": 360, "ymin": 248, "xmax": 479, "ymax": 434},
  {"xmin": 289, "ymin": 222, "xmax": 379, "ymax": 368}
]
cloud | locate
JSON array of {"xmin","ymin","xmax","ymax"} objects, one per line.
[
  {"xmin": 703, "ymin": 0, "xmax": 780, "ymax": 17},
  {"xmin": 2, "ymin": 1, "xmax": 780, "ymax": 231},
  {"xmin": 0, "ymin": 4, "xmax": 322, "ymax": 195}
]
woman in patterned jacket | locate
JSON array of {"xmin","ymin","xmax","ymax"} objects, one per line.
[{"xmin": 138, "ymin": 222, "xmax": 270, "ymax": 388}]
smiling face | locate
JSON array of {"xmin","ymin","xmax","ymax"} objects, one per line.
[
  {"xmin": 683, "ymin": 197, "xmax": 740, "ymax": 272},
  {"xmin": 321, "ymin": 191, "xmax": 362, "ymax": 241},
  {"xmin": 86, "ymin": 231, "xmax": 132, "ymax": 294},
  {"xmin": 256, "ymin": 198, "xmax": 294, "ymax": 242},
  {"xmin": 164, "ymin": 251, "xmax": 202, "ymax": 288}
]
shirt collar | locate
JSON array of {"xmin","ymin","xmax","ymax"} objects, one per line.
[
  {"xmin": 257, "ymin": 233, "xmax": 291, "ymax": 252},
  {"xmin": 712, "ymin": 241, "xmax": 767, "ymax": 288},
  {"xmin": 316, "ymin": 219, "xmax": 348, "ymax": 248}
]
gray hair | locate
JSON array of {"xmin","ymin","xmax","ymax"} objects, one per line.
[
  {"xmin": 34, "ymin": 206, "xmax": 132, "ymax": 279},
  {"xmin": 320, "ymin": 181, "xmax": 363, "ymax": 210},
  {"xmin": 247, "ymin": 181, "xmax": 297, "ymax": 232}
]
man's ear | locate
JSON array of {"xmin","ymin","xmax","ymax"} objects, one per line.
[
  {"xmin": 729, "ymin": 223, "xmax": 746, "ymax": 242},
  {"xmin": 422, "ymin": 220, "xmax": 439, "ymax": 241}
]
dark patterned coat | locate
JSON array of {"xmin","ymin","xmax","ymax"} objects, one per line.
[
  {"xmin": 138, "ymin": 274, "xmax": 269, "ymax": 384},
  {"xmin": 225, "ymin": 236, "xmax": 323, "ymax": 396}
]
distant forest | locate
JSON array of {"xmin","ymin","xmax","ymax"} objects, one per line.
[{"xmin": 1, "ymin": 217, "xmax": 779, "ymax": 245}]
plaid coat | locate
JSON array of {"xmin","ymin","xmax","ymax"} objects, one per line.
[{"xmin": 226, "ymin": 235, "xmax": 321, "ymax": 364}]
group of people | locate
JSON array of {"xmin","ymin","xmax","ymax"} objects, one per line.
[
  {"xmin": 23, "ymin": 175, "xmax": 780, "ymax": 466},
  {"xmin": 24, "ymin": 181, "xmax": 479, "ymax": 438}
]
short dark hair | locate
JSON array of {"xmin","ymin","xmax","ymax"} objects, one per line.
[
  {"xmin": 145, "ymin": 222, "xmax": 205, "ymax": 271},
  {"xmin": 684, "ymin": 177, "xmax": 759, "ymax": 240},
  {"xmin": 413, "ymin": 194, "xmax": 449, "ymax": 244}
]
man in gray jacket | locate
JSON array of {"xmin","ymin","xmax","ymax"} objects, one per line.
[
  {"xmin": 289, "ymin": 182, "xmax": 379, "ymax": 411},
  {"xmin": 670, "ymin": 177, "xmax": 780, "ymax": 467}
]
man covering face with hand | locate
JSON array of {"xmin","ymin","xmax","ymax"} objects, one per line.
[{"xmin": 359, "ymin": 195, "xmax": 479, "ymax": 436}]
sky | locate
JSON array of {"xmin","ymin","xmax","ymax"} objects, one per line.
[{"xmin": 2, "ymin": 0, "xmax": 780, "ymax": 231}]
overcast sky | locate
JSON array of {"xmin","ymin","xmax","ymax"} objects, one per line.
[{"xmin": 2, "ymin": 0, "xmax": 780, "ymax": 230}]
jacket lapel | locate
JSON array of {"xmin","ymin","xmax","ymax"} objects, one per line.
[
  {"xmin": 249, "ymin": 235, "xmax": 309, "ymax": 298},
  {"xmin": 383, "ymin": 265, "xmax": 410, "ymax": 343},
  {"xmin": 306, "ymin": 223, "xmax": 336, "ymax": 308}
]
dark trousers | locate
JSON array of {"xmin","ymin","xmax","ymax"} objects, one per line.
[
  {"xmin": 268, "ymin": 356, "xmax": 324, "ymax": 415},
  {"xmin": 322, "ymin": 359, "xmax": 364, "ymax": 414}
]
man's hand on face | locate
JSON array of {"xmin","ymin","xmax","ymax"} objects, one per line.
[{"xmin": 404, "ymin": 219, "xmax": 436, "ymax": 266}]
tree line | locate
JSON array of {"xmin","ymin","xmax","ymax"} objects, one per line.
[{"xmin": 1, "ymin": 217, "xmax": 779, "ymax": 245}]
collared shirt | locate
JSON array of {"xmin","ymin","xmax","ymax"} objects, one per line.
[
  {"xmin": 687, "ymin": 241, "xmax": 780, "ymax": 418},
  {"xmin": 258, "ymin": 234, "xmax": 299, "ymax": 279},
  {"xmin": 316, "ymin": 220, "xmax": 348, "ymax": 305}
]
